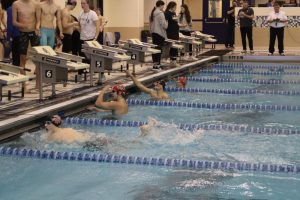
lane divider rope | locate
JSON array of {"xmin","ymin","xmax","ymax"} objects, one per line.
[
  {"xmin": 165, "ymin": 87, "xmax": 300, "ymax": 96},
  {"xmin": 200, "ymin": 69, "xmax": 300, "ymax": 76},
  {"xmin": 186, "ymin": 77, "xmax": 300, "ymax": 84},
  {"xmin": 65, "ymin": 117, "xmax": 300, "ymax": 135},
  {"xmin": 213, "ymin": 64, "xmax": 300, "ymax": 70},
  {"xmin": 126, "ymin": 99, "xmax": 300, "ymax": 112},
  {"xmin": 1, "ymin": 147, "xmax": 299, "ymax": 173}
]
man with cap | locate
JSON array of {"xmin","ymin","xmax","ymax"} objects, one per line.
[
  {"xmin": 126, "ymin": 71, "xmax": 169, "ymax": 100},
  {"xmin": 92, "ymin": 84, "xmax": 128, "ymax": 115},
  {"xmin": 176, "ymin": 76, "xmax": 187, "ymax": 88}
]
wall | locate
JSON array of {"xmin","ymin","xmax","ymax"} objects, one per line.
[
  {"xmin": 235, "ymin": 7, "xmax": 300, "ymax": 48},
  {"xmin": 184, "ymin": 0, "xmax": 203, "ymax": 31},
  {"xmin": 104, "ymin": 0, "xmax": 144, "ymax": 40}
]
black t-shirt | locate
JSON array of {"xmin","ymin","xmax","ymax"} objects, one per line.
[
  {"xmin": 165, "ymin": 10, "xmax": 179, "ymax": 40},
  {"xmin": 227, "ymin": 6, "xmax": 235, "ymax": 25},
  {"xmin": 238, "ymin": 7, "xmax": 254, "ymax": 27}
]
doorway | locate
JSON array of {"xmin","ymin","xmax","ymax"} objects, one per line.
[{"xmin": 202, "ymin": 0, "xmax": 230, "ymax": 43}]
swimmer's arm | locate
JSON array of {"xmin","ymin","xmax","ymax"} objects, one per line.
[
  {"xmin": 95, "ymin": 85, "xmax": 119, "ymax": 111},
  {"xmin": 87, "ymin": 106, "xmax": 110, "ymax": 112},
  {"xmin": 12, "ymin": 3, "xmax": 26, "ymax": 28},
  {"xmin": 126, "ymin": 71, "xmax": 153, "ymax": 94}
]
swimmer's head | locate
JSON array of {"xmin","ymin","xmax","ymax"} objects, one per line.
[
  {"xmin": 177, "ymin": 77, "xmax": 187, "ymax": 88},
  {"xmin": 45, "ymin": 115, "xmax": 62, "ymax": 131},
  {"xmin": 154, "ymin": 80, "xmax": 166, "ymax": 91},
  {"xmin": 112, "ymin": 85, "xmax": 126, "ymax": 99}
]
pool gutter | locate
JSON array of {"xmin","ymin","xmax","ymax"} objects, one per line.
[{"xmin": 0, "ymin": 56, "xmax": 219, "ymax": 141}]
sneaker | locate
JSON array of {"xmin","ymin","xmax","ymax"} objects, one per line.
[
  {"xmin": 250, "ymin": 50, "xmax": 255, "ymax": 55},
  {"xmin": 241, "ymin": 50, "xmax": 247, "ymax": 54},
  {"xmin": 152, "ymin": 65, "xmax": 162, "ymax": 71},
  {"xmin": 268, "ymin": 53, "xmax": 273, "ymax": 56},
  {"xmin": 280, "ymin": 53, "xmax": 285, "ymax": 56},
  {"xmin": 188, "ymin": 56, "xmax": 198, "ymax": 61}
]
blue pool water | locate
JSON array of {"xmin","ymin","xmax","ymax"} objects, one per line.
[{"xmin": 1, "ymin": 62, "xmax": 300, "ymax": 200}]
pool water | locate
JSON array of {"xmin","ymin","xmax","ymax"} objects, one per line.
[{"xmin": 1, "ymin": 62, "xmax": 300, "ymax": 200}]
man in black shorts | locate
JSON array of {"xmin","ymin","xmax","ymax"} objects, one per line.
[
  {"xmin": 61, "ymin": 0, "xmax": 78, "ymax": 53},
  {"xmin": 12, "ymin": 0, "xmax": 40, "ymax": 90}
]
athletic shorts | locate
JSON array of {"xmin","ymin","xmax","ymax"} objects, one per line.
[
  {"xmin": 40, "ymin": 28, "xmax": 56, "ymax": 48},
  {"xmin": 62, "ymin": 33, "xmax": 72, "ymax": 53},
  {"xmin": 19, "ymin": 31, "xmax": 39, "ymax": 55}
]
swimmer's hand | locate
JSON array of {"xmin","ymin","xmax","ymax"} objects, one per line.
[{"xmin": 102, "ymin": 85, "xmax": 111, "ymax": 92}]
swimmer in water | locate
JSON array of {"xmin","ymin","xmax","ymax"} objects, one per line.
[
  {"xmin": 89, "ymin": 84, "xmax": 128, "ymax": 116},
  {"xmin": 45, "ymin": 115, "xmax": 113, "ymax": 146},
  {"xmin": 139, "ymin": 118, "xmax": 159, "ymax": 137},
  {"xmin": 126, "ymin": 71, "xmax": 170, "ymax": 100},
  {"xmin": 176, "ymin": 76, "xmax": 187, "ymax": 88}
]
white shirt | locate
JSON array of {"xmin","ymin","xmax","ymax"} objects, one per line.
[
  {"xmin": 79, "ymin": 10, "xmax": 98, "ymax": 40},
  {"xmin": 267, "ymin": 11, "xmax": 287, "ymax": 28}
]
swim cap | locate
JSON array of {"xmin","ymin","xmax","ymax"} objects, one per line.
[
  {"xmin": 178, "ymin": 77, "xmax": 187, "ymax": 85},
  {"xmin": 112, "ymin": 85, "xmax": 126, "ymax": 96}
]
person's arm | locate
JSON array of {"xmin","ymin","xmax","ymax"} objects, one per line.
[
  {"xmin": 0, "ymin": 5, "xmax": 6, "ymax": 30},
  {"xmin": 243, "ymin": 9, "xmax": 254, "ymax": 20},
  {"xmin": 267, "ymin": 13, "xmax": 273, "ymax": 23},
  {"xmin": 159, "ymin": 12, "xmax": 168, "ymax": 29},
  {"xmin": 35, "ymin": 2, "xmax": 41, "ymax": 35},
  {"xmin": 94, "ymin": 18, "xmax": 100, "ymax": 40},
  {"xmin": 56, "ymin": 7, "xmax": 64, "ymax": 39},
  {"xmin": 280, "ymin": 13, "xmax": 288, "ymax": 23},
  {"xmin": 12, "ymin": 2, "xmax": 26, "ymax": 29},
  {"xmin": 126, "ymin": 71, "xmax": 153, "ymax": 94},
  {"xmin": 61, "ymin": 11, "xmax": 78, "ymax": 29},
  {"xmin": 95, "ymin": 85, "xmax": 119, "ymax": 110},
  {"xmin": 227, "ymin": 8, "xmax": 234, "ymax": 15}
]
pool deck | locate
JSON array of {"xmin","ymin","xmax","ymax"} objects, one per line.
[{"xmin": 1, "ymin": 48, "xmax": 299, "ymax": 140}]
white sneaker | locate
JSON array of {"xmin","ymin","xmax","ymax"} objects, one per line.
[
  {"xmin": 152, "ymin": 65, "xmax": 162, "ymax": 72},
  {"xmin": 250, "ymin": 50, "xmax": 255, "ymax": 55},
  {"xmin": 268, "ymin": 53, "xmax": 273, "ymax": 56},
  {"xmin": 189, "ymin": 56, "xmax": 198, "ymax": 61},
  {"xmin": 241, "ymin": 50, "xmax": 247, "ymax": 54}
]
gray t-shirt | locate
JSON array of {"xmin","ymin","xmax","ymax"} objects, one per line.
[{"xmin": 238, "ymin": 7, "xmax": 254, "ymax": 27}]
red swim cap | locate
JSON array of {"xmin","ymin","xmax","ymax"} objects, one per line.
[
  {"xmin": 178, "ymin": 77, "xmax": 187, "ymax": 85},
  {"xmin": 112, "ymin": 85, "xmax": 126, "ymax": 95}
]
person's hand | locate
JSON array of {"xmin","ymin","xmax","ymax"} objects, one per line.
[
  {"xmin": 126, "ymin": 70, "xmax": 133, "ymax": 77},
  {"xmin": 60, "ymin": 33, "xmax": 64, "ymax": 39},
  {"xmin": 73, "ymin": 22, "xmax": 79, "ymax": 27},
  {"xmin": 35, "ymin": 28, "xmax": 40, "ymax": 36}
]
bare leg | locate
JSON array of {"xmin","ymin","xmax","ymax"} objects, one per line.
[{"xmin": 20, "ymin": 54, "xmax": 27, "ymax": 91}]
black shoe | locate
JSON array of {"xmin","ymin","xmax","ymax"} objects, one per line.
[
  {"xmin": 280, "ymin": 53, "xmax": 285, "ymax": 56},
  {"xmin": 152, "ymin": 65, "xmax": 162, "ymax": 71}
]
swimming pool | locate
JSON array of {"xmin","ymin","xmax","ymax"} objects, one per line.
[{"xmin": 1, "ymin": 62, "xmax": 300, "ymax": 200}]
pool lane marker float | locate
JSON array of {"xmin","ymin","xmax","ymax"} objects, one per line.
[
  {"xmin": 65, "ymin": 117, "xmax": 300, "ymax": 135},
  {"xmin": 1, "ymin": 146, "xmax": 299, "ymax": 174},
  {"xmin": 186, "ymin": 77, "xmax": 300, "ymax": 84},
  {"xmin": 126, "ymin": 99, "xmax": 300, "ymax": 112},
  {"xmin": 200, "ymin": 69, "xmax": 300, "ymax": 76},
  {"xmin": 213, "ymin": 63, "xmax": 300, "ymax": 70},
  {"xmin": 165, "ymin": 87, "xmax": 300, "ymax": 96}
]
